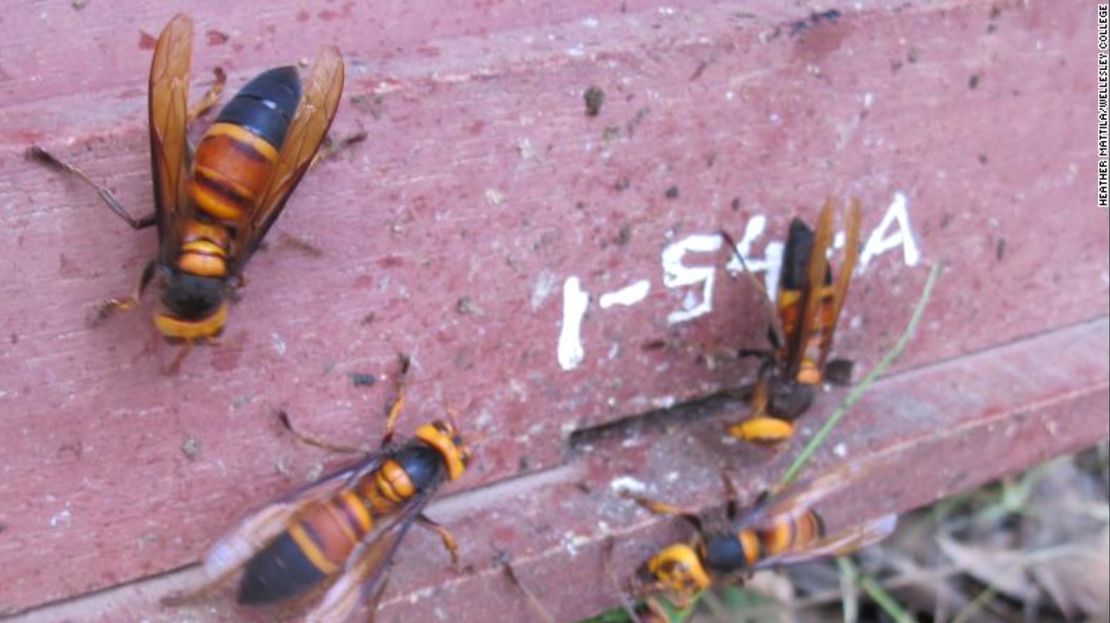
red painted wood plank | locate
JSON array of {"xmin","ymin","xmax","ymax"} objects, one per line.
[
  {"xmin": 2, "ymin": 0, "xmax": 726, "ymax": 113},
  {"xmin": 10, "ymin": 317, "xmax": 1110, "ymax": 622},
  {"xmin": 0, "ymin": 0, "xmax": 1104, "ymax": 617}
]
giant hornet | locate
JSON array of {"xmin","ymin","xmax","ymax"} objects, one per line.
[
  {"xmin": 622, "ymin": 463, "xmax": 896, "ymax": 618},
  {"xmin": 725, "ymin": 198, "xmax": 861, "ymax": 444},
  {"xmin": 29, "ymin": 13, "xmax": 344, "ymax": 371},
  {"xmin": 168, "ymin": 359, "xmax": 472, "ymax": 622}
]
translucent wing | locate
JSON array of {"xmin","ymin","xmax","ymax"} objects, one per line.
[
  {"xmin": 817, "ymin": 199, "xmax": 861, "ymax": 371},
  {"xmin": 718, "ymin": 228, "xmax": 784, "ymax": 341},
  {"xmin": 147, "ymin": 13, "xmax": 194, "ymax": 264},
  {"xmin": 201, "ymin": 454, "xmax": 384, "ymax": 584},
  {"xmin": 752, "ymin": 513, "xmax": 897, "ymax": 569},
  {"xmin": 230, "ymin": 46, "xmax": 345, "ymax": 272},
  {"xmin": 734, "ymin": 461, "xmax": 867, "ymax": 534},
  {"xmin": 784, "ymin": 200, "xmax": 834, "ymax": 379},
  {"xmin": 305, "ymin": 495, "xmax": 430, "ymax": 623}
]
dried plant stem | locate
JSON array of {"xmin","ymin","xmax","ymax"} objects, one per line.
[
  {"xmin": 951, "ymin": 586, "xmax": 998, "ymax": 623},
  {"xmin": 839, "ymin": 558, "xmax": 915, "ymax": 623}
]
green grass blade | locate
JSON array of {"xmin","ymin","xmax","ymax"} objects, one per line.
[{"xmin": 779, "ymin": 263, "xmax": 942, "ymax": 489}]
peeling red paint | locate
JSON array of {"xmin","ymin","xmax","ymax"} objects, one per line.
[
  {"xmin": 137, "ymin": 30, "xmax": 156, "ymax": 50},
  {"xmin": 205, "ymin": 30, "xmax": 230, "ymax": 46}
]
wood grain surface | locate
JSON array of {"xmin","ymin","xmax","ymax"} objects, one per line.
[{"xmin": 0, "ymin": 0, "xmax": 1105, "ymax": 620}]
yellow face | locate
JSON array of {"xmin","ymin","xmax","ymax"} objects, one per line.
[
  {"xmin": 645, "ymin": 544, "xmax": 712, "ymax": 596},
  {"xmin": 414, "ymin": 420, "xmax": 472, "ymax": 481}
]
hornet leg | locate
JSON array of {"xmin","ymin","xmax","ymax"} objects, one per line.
[
  {"xmin": 186, "ymin": 67, "xmax": 227, "ymax": 123},
  {"xmin": 89, "ymin": 259, "xmax": 157, "ymax": 326},
  {"xmin": 379, "ymin": 354, "xmax": 411, "ymax": 447},
  {"xmin": 276, "ymin": 410, "xmax": 364, "ymax": 454},
  {"xmin": 416, "ymin": 514, "xmax": 459, "ymax": 566},
  {"xmin": 622, "ymin": 493, "xmax": 704, "ymax": 533},
  {"xmin": 27, "ymin": 146, "xmax": 156, "ymax": 229}
]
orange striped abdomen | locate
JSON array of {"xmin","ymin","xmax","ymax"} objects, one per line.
[
  {"xmin": 756, "ymin": 510, "xmax": 825, "ymax": 561},
  {"xmin": 288, "ymin": 491, "xmax": 376, "ymax": 576},
  {"xmin": 237, "ymin": 458, "xmax": 418, "ymax": 605},
  {"xmin": 776, "ymin": 287, "xmax": 803, "ymax": 347},
  {"xmin": 290, "ymin": 458, "xmax": 419, "ymax": 574},
  {"xmin": 189, "ymin": 122, "xmax": 278, "ymax": 222},
  {"xmin": 798, "ymin": 286, "xmax": 837, "ymax": 384},
  {"xmin": 238, "ymin": 491, "xmax": 372, "ymax": 605},
  {"xmin": 176, "ymin": 220, "xmax": 231, "ymax": 278},
  {"xmin": 777, "ymin": 285, "xmax": 837, "ymax": 384}
]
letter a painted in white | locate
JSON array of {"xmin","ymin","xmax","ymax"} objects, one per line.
[{"xmin": 859, "ymin": 192, "xmax": 921, "ymax": 271}]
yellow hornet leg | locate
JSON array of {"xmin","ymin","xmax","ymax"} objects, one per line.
[
  {"xmin": 416, "ymin": 514, "xmax": 459, "ymax": 566},
  {"xmin": 276, "ymin": 411, "xmax": 363, "ymax": 454},
  {"xmin": 622, "ymin": 493, "xmax": 704, "ymax": 533},
  {"xmin": 379, "ymin": 354, "xmax": 411, "ymax": 447},
  {"xmin": 186, "ymin": 67, "xmax": 226, "ymax": 123},
  {"xmin": 27, "ymin": 146, "xmax": 156, "ymax": 229},
  {"xmin": 313, "ymin": 126, "xmax": 368, "ymax": 166},
  {"xmin": 626, "ymin": 495, "xmax": 692, "ymax": 519},
  {"xmin": 90, "ymin": 260, "xmax": 156, "ymax": 327}
]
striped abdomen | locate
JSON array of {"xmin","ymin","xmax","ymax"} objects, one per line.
[
  {"xmin": 750, "ymin": 510, "xmax": 825, "ymax": 563},
  {"xmin": 188, "ymin": 66, "xmax": 300, "ymax": 223},
  {"xmin": 777, "ymin": 217, "xmax": 837, "ymax": 385},
  {"xmin": 777, "ymin": 285, "xmax": 838, "ymax": 384},
  {"xmin": 175, "ymin": 220, "xmax": 231, "ymax": 278},
  {"xmin": 238, "ymin": 447, "xmax": 444, "ymax": 605},
  {"xmin": 701, "ymin": 510, "xmax": 825, "ymax": 573}
]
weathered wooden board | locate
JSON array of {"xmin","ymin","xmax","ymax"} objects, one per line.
[
  {"xmin": 11, "ymin": 319, "xmax": 1110, "ymax": 622},
  {"xmin": 0, "ymin": 0, "xmax": 1105, "ymax": 619}
]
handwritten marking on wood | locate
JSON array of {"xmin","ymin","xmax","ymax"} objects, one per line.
[
  {"xmin": 661, "ymin": 234, "xmax": 722, "ymax": 323},
  {"xmin": 557, "ymin": 276, "xmax": 590, "ymax": 370},
  {"xmin": 599, "ymin": 279, "xmax": 650, "ymax": 309},
  {"xmin": 859, "ymin": 192, "xmax": 920, "ymax": 270},
  {"xmin": 555, "ymin": 193, "xmax": 921, "ymax": 370},
  {"xmin": 723, "ymin": 214, "xmax": 785, "ymax": 301}
]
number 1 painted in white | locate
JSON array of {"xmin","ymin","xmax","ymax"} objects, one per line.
[
  {"xmin": 557, "ymin": 277, "xmax": 651, "ymax": 370},
  {"xmin": 557, "ymin": 276, "xmax": 589, "ymax": 370}
]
